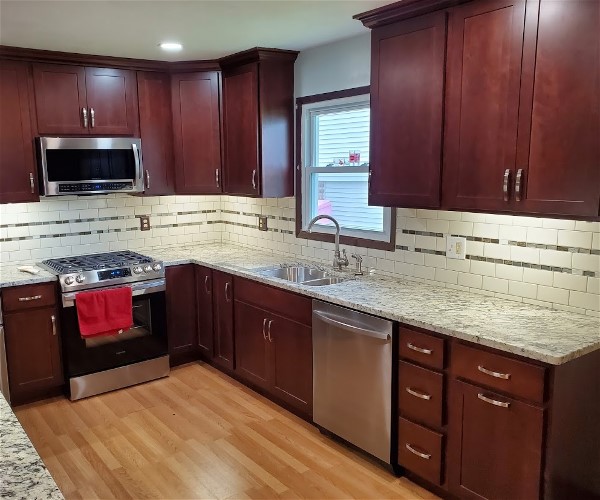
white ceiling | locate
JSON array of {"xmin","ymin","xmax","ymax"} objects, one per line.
[{"xmin": 0, "ymin": 1, "xmax": 392, "ymax": 61}]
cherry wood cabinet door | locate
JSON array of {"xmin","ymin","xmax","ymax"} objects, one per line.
[
  {"xmin": 171, "ymin": 72, "xmax": 222, "ymax": 195},
  {"xmin": 4, "ymin": 307, "xmax": 63, "ymax": 404},
  {"xmin": 369, "ymin": 11, "xmax": 446, "ymax": 208},
  {"xmin": 32, "ymin": 63, "xmax": 88, "ymax": 135},
  {"xmin": 195, "ymin": 265, "xmax": 214, "ymax": 359},
  {"xmin": 442, "ymin": 0, "xmax": 526, "ymax": 212},
  {"xmin": 0, "ymin": 60, "xmax": 38, "ymax": 203},
  {"xmin": 137, "ymin": 71, "xmax": 175, "ymax": 195},
  {"xmin": 222, "ymin": 63, "xmax": 260, "ymax": 196},
  {"xmin": 166, "ymin": 265, "xmax": 198, "ymax": 362},
  {"xmin": 269, "ymin": 313, "xmax": 312, "ymax": 416},
  {"xmin": 234, "ymin": 300, "xmax": 270, "ymax": 389},
  {"xmin": 448, "ymin": 380, "xmax": 544, "ymax": 500},
  {"xmin": 85, "ymin": 67, "xmax": 138, "ymax": 135},
  {"xmin": 212, "ymin": 271, "xmax": 234, "ymax": 370},
  {"xmin": 515, "ymin": 0, "xmax": 600, "ymax": 217}
]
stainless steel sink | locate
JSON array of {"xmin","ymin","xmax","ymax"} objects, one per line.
[
  {"xmin": 301, "ymin": 277, "xmax": 346, "ymax": 286},
  {"xmin": 261, "ymin": 266, "xmax": 329, "ymax": 283}
]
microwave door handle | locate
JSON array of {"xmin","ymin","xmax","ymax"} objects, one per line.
[{"xmin": 132, "ymin": 143, "xmax": 142, "ymax": 179}]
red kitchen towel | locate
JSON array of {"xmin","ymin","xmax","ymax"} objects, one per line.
[{"xmin": 75, "ymin": 287, "xmax": 133, "ymax": 338}]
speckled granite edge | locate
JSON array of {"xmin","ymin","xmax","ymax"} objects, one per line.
[{"xmin": 0, "ymin": 394, "xmax": 63, "ymax": 499}]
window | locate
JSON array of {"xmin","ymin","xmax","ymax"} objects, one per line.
[{"xmin": 297, "ymin": 88, "xmax": 394, "ymax": 248}]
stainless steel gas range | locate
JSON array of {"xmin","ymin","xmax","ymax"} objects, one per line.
[{"xmin": 40, "ymin": 250, "xmax": 169, "ymax": 400}]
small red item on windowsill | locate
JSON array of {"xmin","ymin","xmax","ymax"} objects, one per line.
[{"xmin": 75, "ymin": 287, "xmax": 133, "ymax": 338}]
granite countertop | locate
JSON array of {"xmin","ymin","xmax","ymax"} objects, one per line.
[
  {"xmin": 1, "ymin": 243, "xmax": 599, "ymax": 365},
  {"xmin": 0, "ymin": 393, "xmax": 63, "ymax": 499}
]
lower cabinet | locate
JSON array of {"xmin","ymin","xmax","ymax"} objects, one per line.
[
  {"xmin": 447, "ymin": 380, "xmax": 544, "ymax": 500},
  {"xmin": 195, "ymin": 265, "xmax": 214, "ymax": 359},
  {"xmin": 165, "ymin": 264, "xmax": 198, "ymax": 364},
  {"xmin": 212, "ymin": 271, "xmax": 235, "ymax": 370},
  {"xmin": 233, "ymin": 277, "xmax": 312, "ymax": 416}
]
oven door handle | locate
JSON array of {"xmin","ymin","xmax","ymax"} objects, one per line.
[{"xmin": 61, "ymin": 279, "xmax": 166, "ymax": 308}]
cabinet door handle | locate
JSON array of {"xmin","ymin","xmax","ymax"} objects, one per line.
[
  {"xmin": 368, "ymin": 169, "xmax": 372, "ymax": 192},
  {"xmin": 267, "ymin": 320, "xmax": 273, "ymax": 342},
  {"xmin": 251, "ymin": 169, "xmax": 257, "ymax": 190},
  {"xmin": 478, "ymin": 365, "xmax": 510, "ymax": 380},
  {"xmin": 406, "ymin": 387, "xmax": 431, "ymax": 400},
  {"xmin": 82, "ymin": 107, "xmax": 88, "ymax": 127},
  {"xmin": 515, "ymin": 168, "xmax": 524, "ymax": 202},
  {"xmin": 51, "ymin": 315, "xmax": 57, "ymax": 336},
  {"xmin": 29, "ymin": 172, "xmax": 35, "ymax": 194},
  {"xmin": 215, "ymin": 169, "xmax": 220, "ymax": 188},
  {"xmin": 503, "ymin": 169, "xmax": 511, "ymax": 202},
  {"xmin": 224, "ymin": 282, "xmax": 231, "ymax": 302},
  {"xmin": 478, "ymin": 393, "xmax": 510, "ymax": 408},
  {"xmin": 405, "ymin": 443, "xmax": 431, "ymax": 460},
  {"xmin": 407, "ymin": 342, "xmax": 432, "ymax": 355},
  {"xmin": 204, "ymin": 275, "xmax": 210, "ymax": 294},
  {"xmin": 90, "ymin": 107, "xmax": 95, "ymax": 128},
  {"xmin": 18, "ymin": 294, "xmax": 42, "ymax": 302},
  {"xmin": 145, "ymin": 170, "xmax": 150, "ymax": 190},
  {"xmin": 262, "ymin": 318, "xmax": 268, "ymax": 340}
]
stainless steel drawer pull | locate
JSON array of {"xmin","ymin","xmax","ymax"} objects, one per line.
[
  {"xmin": 224, "ymin": 282, "xmax": 231, "ymax": 302},
  {"xmin": 29, "ymin": 172, "xmax": 35, "ymax": 194},
  {"xmin": 145, "ymin": 170, "xmax": 150, "ymax": 190},
  {"xmin": 251, "ymin": 169, "xmax": 257, "ymax": 190},
  {"xmin": 90, "ymin": 107, "xmax": 95, "ymax": 128},
  {"xmin": 406, "ymin": 387, "xmax": 431, "ymax": 400},
  {"xmin": 478, "ymin": 365, "xmax": 510, "ymax": 380},
  {"xmin": 515, "ymin": 168, "xmax": 524, "ymax": 202},
  {"xmin": 503, "ymin": 169, "xmax": 511, "ymax": 202},
  {"xmin": 82, "ymin": 107, "xmax": 88, "ymax": 127},
  {"xmin": 18, "ymin": 295, "xmax": 42, "ymax": 302},
  {"xmin": 405, "ymin": 443, "xmax": 431, "ymax": 460},
  {"xmin": 267, "ymin": 320, "xmax": 273, "ymax": 343},
  {"xmin": 215, "ymin": 168, "xmax": 220, "ymax": 188},
  {"xmin": 262, "ymin": 318, "xmax": 268, "ymax": 340},
  {"xmin": 478, "ymin": 393, "xmax": 510, "ymax": 408},
  {"xmin": 407, "ymin": 342, "xmax": 432, "ymax": 355},
  {"xmin": 51, "ymin": 315, "xmax": 57, "ymax": 336},
  {"xmin": 204, "ymin": 275, "xmax": 210, "ymax": 294}
]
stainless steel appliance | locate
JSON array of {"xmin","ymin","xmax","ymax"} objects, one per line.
[
  {"xmin": 36, "ymin": 137, "xmax": 144, "ymax": 196},
  {"xmin": 40, "ymin": 251, "xmax": 168, "ymax": 400},
  {"xmin": 312, "ymin": 299, "xmax": 393, "ymax": 463},
  {"xmin": 0, "ymin": 296, "xmax": 10, "ymax": 403}
]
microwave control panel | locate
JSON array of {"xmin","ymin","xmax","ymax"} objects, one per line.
[{"xmin": 58, "ymin": 182, "xmax": 134, "ymax": 193}]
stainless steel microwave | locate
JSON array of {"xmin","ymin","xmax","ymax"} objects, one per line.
[{"xmin": 36, "ymin": 137, "xmax": 144, "ymax": 196}]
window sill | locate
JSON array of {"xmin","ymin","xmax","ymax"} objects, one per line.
[{"xmin": 296, "ymin": 225, "xmax": 396, "ymax": 251}]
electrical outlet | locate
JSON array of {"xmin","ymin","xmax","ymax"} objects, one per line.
[
  {"xmin": 138, "ymin": 215, "xmax": 151, "ymax": 231},
  {"xmin": 447, "ymin": 235, "xmax": 466, "ymax": 260},
  {"xmin": 258, "ymin": 216, "xmax": 268, "ymax": 231}
]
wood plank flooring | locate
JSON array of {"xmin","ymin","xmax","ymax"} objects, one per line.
[{"xmin": 15, "ymin": 362, "xmax": 439, "ymax": 499}]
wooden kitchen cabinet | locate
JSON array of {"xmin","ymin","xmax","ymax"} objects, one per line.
[
  {"xmin": 0, "ymin": 59, "xmax": 39, "ymax": 203},
  {"xmin": 368, "ymin": 11, "xmax": 446, "ymax": 208},
  {"xmin": 447, "ymin": 380, "xmax": 544, "ymax": 500},
  {"xmin": 171, "ymin": 71, "xmax": 222, "ymax": 195},
  {"xmin": 195, "ymin": 265, "xmax": 214, "ymax": 359},
  {"xmin": 32, "ymin": 63, "xmax": 138, "ymax": 135},
  {"xmin": 212, "ymin": 271, "xmax": 235, "ymax": 370},
  {"xmin": 233, "ymin": 300, "xmax": 270, "ymax": 389},
  {"xmin": 166, "ymin": 264, "xmax": 198, "ymax": 365},
  {"xmin": 137, "ymin": 71, "xmax": 175, "ymax": 194},
  {"xmin": 221, "ymin": 49, "xmax": 297, "ymax": 197}
]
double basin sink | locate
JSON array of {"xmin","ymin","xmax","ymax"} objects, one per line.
[{"xmin": 261, "ymin": 266, "xmax": 346, "ymax": 286}]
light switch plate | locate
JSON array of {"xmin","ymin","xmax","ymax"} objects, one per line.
[
  {"xmin": 447, "ymin": 236, "xmax": 467, "ymax": 260},
  {"xmin": 258, "ymin": 216, "xmax": 268, "ymax": 231}
]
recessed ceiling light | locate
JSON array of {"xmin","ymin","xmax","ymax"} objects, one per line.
[{"xmin": 159, "ymin": 42, "xmax": 183, "ymax": 51}]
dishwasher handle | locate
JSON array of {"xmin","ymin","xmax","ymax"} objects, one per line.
[{"xmin": 314, "ymin": 310, "xmax": 391, "ymax": 341}]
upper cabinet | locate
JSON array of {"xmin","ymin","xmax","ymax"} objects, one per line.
[
  {"xmin": 357, "ymin": 0, "xmax": 600, "ymax": 219},
  {"xmin": 221, "ymin": 49, "xmax": 297, "ymax": 198},
  {"xmin": 369, "ymin": 11, "xmax": 446, "ymax": 208},
  {"xmin": 0, "ymin": 60, "xmax": 39, "ymax": 203},
  {"xmin": 171, "ymin": 71, "xmax": 222, "ymax": 194},
  {"xmin": 137, "ymin": 71, "xmax": 175, "ymax": 195},
  {"xmin": 32, "ymin": 64, "xmax": 138, "ymax": 136}
]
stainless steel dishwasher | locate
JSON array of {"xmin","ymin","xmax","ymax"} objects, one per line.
[{"xmin": 312, "ymin": 299, "xmax": 393, "ymax": 463}]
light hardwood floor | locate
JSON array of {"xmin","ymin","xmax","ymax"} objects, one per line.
[{"xmin": 15, "ymin": 362, "xmax": 439, "ymax": 499}]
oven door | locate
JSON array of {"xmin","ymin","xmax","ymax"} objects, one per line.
[{"xmin": 60, "ymin": 280, "xmax": 167, "ymax": 378}]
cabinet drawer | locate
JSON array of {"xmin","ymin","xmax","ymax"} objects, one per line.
[
  {"xmin": 399, "ymin": 327, "xmax": 444, "ymax": 370},
  {"xmin": 452, "ymin": 343, "xmax": 546, "ymax": 404},
  {"xmin": 234, "ymin": 277, "xmax": 312, "ymax": 326},
  {"xmin": 399, "ymin": 361, "xmax": 443, "ymax": 428},
  {"xmin": 2, "ymin": 282, "xmax": 56, "ymax": 312},
  {"xmin": 398, "ymin": 417, "xmax": 444, "ymax": 486}
]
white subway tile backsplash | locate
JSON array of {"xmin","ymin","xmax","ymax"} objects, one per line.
[
  {"xmin": 482, "ymin": 276, "xmax": 509, "ymax": 294},
  {"xmin": 557, "ymin": 230, "xmax": 593, "ymax": 249},
  {"xmin": 527, "ymin": 227, "xmax": 558, "ymax": 245},
  {"xmin": 508, "ymin": 281, "xmax": 538, "ymax": 299},
  {"xmin": 569, "ymin": 291, "xmax": 600, "ymax": 311},
  {"xmin": 572, "ymin": 253, "xmax": 600, "ymax": 273},
  {"xmin": 552, "ymin": 272, "xmax": 588, "ymax": 292},
  {"xmin": 537, "ymin": 285, "xmax": 569, "ymax": 305},
  {"xmin": 473, "ymin": 222, "xmax": 499, "ymax": 239},
  {"xmin": 522, "ymin": 268, "xmax": 554, "ymax": 286}
]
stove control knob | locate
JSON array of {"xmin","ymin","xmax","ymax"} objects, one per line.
[
  {"xmin": 76, "ymin": 274, "xmax": 85, "ymax": 283},
  {"xmin": 143, "ymin": 265, "xmax": 152, "ymax": 273},
  {"xmin": 152, "ymin": 263, "xmax": 162, "ymax": 272},
  {"xmin": 133, "ymin": 266, "xmax": 143, "ymax": 274},
  {"xmin": 64, "ymin": 276, "xmax": 75, "ymax": 285}
]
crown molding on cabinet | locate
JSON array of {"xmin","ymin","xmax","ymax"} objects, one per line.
[{"xmin": 353, "ymin": 0, "xmax": 470, "ymax": 28}]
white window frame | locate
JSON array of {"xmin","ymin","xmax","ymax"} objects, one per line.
[{"xmin": 300, "ymin": 93, "xmax": 392, "ymax": 244}]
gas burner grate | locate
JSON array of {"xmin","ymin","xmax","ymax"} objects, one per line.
[{"xmin": 42, "ymin": 250, "xmax": 154, "ymax": 274}]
